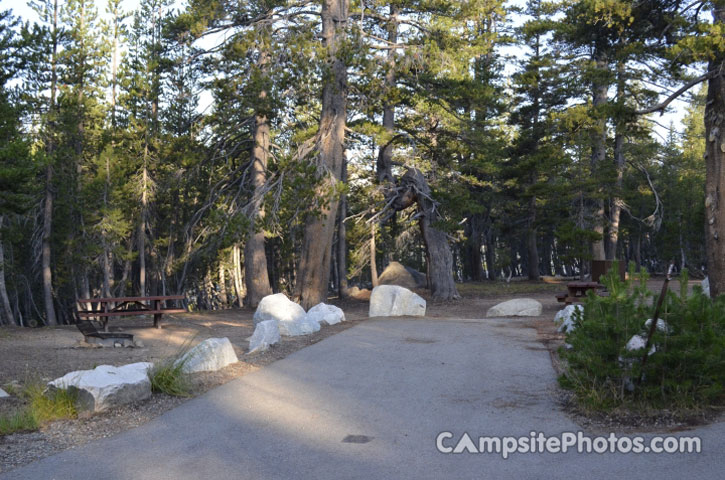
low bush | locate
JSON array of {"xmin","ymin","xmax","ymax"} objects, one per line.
[{"xmin": 559, "ymin": 263, "xmax": 725, "ymax": 413}]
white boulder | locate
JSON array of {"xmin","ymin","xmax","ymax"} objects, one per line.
[
  {"xmin": 47, "ymin": 362, "xmax": 153, "ymax": 412},
  {"xmin": 248, "ymin": 320, "xmax": 281, "ymax": 354},
  {"xmin": 555, "ymin": 304, "xmax": 583, "ymax": 333},
  {"xmin": 369, "ymin": 285, "xmax": 426, "ymax": 317},
  {"xmin": 0, "ymin": 387, "xmax": 9, "ymax": 398},
  {"xmin": 702, "ymin": 277, "xmax": 710, "ymax": 297},
  {"xmin": 644, "ymin": 318, "xmax": 670, "ymax": 333},
  {"xmin": 625, "ymin": 334, "xmax": 656, "ymax": 355},
  {"xmin": 486, "ymin": 298, "xmax": 542, "ymax": 317},
  {"xmin": 306, "ymin": 303, "xmax": 345, "ymax": 326},
  {"xmin": 279, "ymin": 314, "xmax": 320, "ymax": 336},
  {"xmin": 177, "ymin": 337, "xmax": 238, "ymax": 373},
  {"xmin": 253, "ymin": 293, "xmax": 307, "ymax": 334}
]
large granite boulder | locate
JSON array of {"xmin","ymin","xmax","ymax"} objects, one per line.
[
  {"xmin": 306, "ymin": 303, "xmax": 345, "ymax": 326},
  {"xmin": 47, "ymin": 362, "xmax": 153, "ymax": 412},
  {"xmin": 378, "ymin": 261, "xmax": 426, "ymax": 289},
  {"xmin": 248, "ymin": 320, "xmax": 281, "ymax": 354},
  {"xmin": 554, "ymin": 304, "xmax": 583, "ymax": 333},
  {"xmin": 253, "ymin": 293, "xmax": 306, "ymax": 327},
  {"xmin": 279, "ymin": 314, "xmax": 321, "ymax": 336},
  {"xmin": 486, "ymin": 298, "xmax": 542, "ymax": 317},
  {"xmin": 369, "ymin": 285, "xmax": 426, "ymax": 317},
  {"xmin": 177, "ymin": 337, "xmax": 238, "ymax": 373}
]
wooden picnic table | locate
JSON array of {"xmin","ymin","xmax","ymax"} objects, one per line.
[
  {"xmin": 76, "ymin": 295, "xmax": 186, "ymax": 330},
  {"xmin": 556, "ymin": 282, "xmax": 605, "ymax": 305}
]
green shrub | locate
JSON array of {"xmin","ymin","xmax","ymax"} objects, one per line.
[
  {"xmin": 0, "ymin": 382, "xmax": 78, "ymax": 435},
  {"xmin": 559, "ymin": 263, "xmax": 725, "ymax": 412}
]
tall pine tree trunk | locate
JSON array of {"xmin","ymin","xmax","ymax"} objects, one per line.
[
  {"xmin": 704, "ymin": 4, "xmax": 725, "ymax": 297},
  {"xmin": 244, "ymin": 110, "xmax": 273, "ymax": 307},
  {"xmin": 337, "ymin": 158, "xmax": 348, "ymax": 296},
  {"xmin": 0, "ymin": 216, "xmax": 15, "ymax": 325},
  {"xmin": 42, "ymin": 0, "xmax": 59, "ymax": 325},
  {"xmin": 608, "ymin": 131, "xmax": 625, "ymax": 260},
  {"xmin": 590, "ymin": 48, "xmax": 608, "ymax": 261},
  {"xmin": 608, "ymin": 63, "xmax": 626, "ymax": 261},
  {"xmin": 527, "ymin": 198, "xmax": 540, "ymax": 280},
  {"xmin": 296, "ymin": 0, "xmax": 349, "ymax": 309}
]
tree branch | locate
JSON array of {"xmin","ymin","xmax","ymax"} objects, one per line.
[{"xmin": 635, "ymin": 69, "xmax": 719, "ymax": 115}]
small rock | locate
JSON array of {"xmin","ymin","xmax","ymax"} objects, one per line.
[
  {"xmin": 248, "ymin": 320, "xmax": 281, "ymax": 354},
  {"xmin": 306, "ymin": 303, "xmax": 345, "ymax": 326},
  {"xmin": 0, "ymin": 388, "xmax": 9, "ymax": 398},
  {"xmin": 177, "ymin": 337, "xmax": 238, "ymax": 373},
  {"xmin": 134, "ymin": 340, "xmax": 145, "ymax": 348},
  {"xmin": 486, "ymin": 298, "xmax": 542, "ymax": 317},
  {"xmin": 369, "ymin": 285, "xmax": 426, "ymax": 317}
]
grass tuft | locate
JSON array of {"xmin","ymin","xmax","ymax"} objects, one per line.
[
  {"xmin": 0, "ymin": 381, "xmax": 78, "ymax": 435},
  {"xmin": 147, "ymin": 337, "xmax": 196, "ymax": 397}
]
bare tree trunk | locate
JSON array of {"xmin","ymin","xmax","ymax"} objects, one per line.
[
  {"xmin": 590, "ymin": 49, "xmax": 608, "ymax": 261},
  {"xmin": 232, "ymin": 244, "xmax": 245, "ymax": 307},
  {"xmin": 370, "ymin": 220, "xmax": 378, "ymax": 287},
  {"xmin": 527, "ymin": 196, "xmax": 540, "ymax": 280},
  {"xmin": 484, "ymin": 229, "xmax": 496, "ymax": 280},
  {"xmin": 219, "ymin": 263, "xmax": 228, "ymax": 307},
  {"xmin": 244, "ymin": 109, "xmax": 273, "ymax": 307},
  {"xmin": 608, "ymin": 63, "xmax": 626, "ymax": 261},
  {"xmin": 296, "ymin": 0, "xmax": 349, "ymax": 309},
  {"xmin": 42, "ymin": 0, "xmax": 60, "ymax": 326},
  {"xmin": 0, "ymin": 216, "xmax": 15, "ymax": 325},
  {"xmin": 376, "ymin": 5, "xmax": 398, "ymax": 184},
  {"xmin": 337, "ymin": 157, "xmax": 348, "ymax": 296},
  {"xmin": 704, "ymin": 4, "xmax": 725, "ymax": 297},
  {"xmin": 397, "ymin": 169, "xmax": 460, "ymax": 299}
]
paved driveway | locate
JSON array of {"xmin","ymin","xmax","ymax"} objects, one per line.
[{"xmin": 2, "ymin": 317, "xmax": 722, "ymax": 479}]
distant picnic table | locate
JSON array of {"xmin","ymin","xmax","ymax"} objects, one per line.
[
  {"xmin": 556, "ymin": 282, "xmax": 605, "ymax": 305},
  {"xmin": 76, "ymin": 295, "xmax": 187, "ymax": 330}
]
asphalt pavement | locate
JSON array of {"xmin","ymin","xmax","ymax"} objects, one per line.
[{"xmin": 2, "ymin": 316, "xmax": 722, "ymax": 479}]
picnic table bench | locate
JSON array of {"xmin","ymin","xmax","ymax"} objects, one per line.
[
  {"xmin": 76, "ymin": 295, "xmax": 187, "ymax": 330},
  {"xmin": 556, "ymin": 282, "xmax": 605, "ymax": 305}
]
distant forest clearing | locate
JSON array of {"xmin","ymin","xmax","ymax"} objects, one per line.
[{"xmin": 1, "ymin": 0, "xmax": 724, "ymax": 326}]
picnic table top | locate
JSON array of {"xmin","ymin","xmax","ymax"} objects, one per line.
[
  {"xmin": 77, "ymin": 295, "xmax": 185, "ymax": 304},
  {"xmin": 566, "ymin": 281, "xmax": 604, "ymax": 289}
]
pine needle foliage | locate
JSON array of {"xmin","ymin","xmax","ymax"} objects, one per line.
[{"xmin": 560, "ymin": 263, "xmax": 725, "ymax": 412}]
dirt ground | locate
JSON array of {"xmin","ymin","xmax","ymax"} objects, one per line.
[{"xmin": 0, "ymin": 277, "xmax": 706, "ymax": 473}]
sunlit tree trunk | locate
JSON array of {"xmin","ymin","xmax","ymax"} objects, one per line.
[
  {"xmin": 296, "ymin": 0, "xmax": 349, "ymax": 309},
  {"xmin": 244, "ymin": 108, "xmax": 273, "ymax": 307},
  {"xmin": 704, "ymin": 3, "xmax": 725, "ymax": 296}
]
